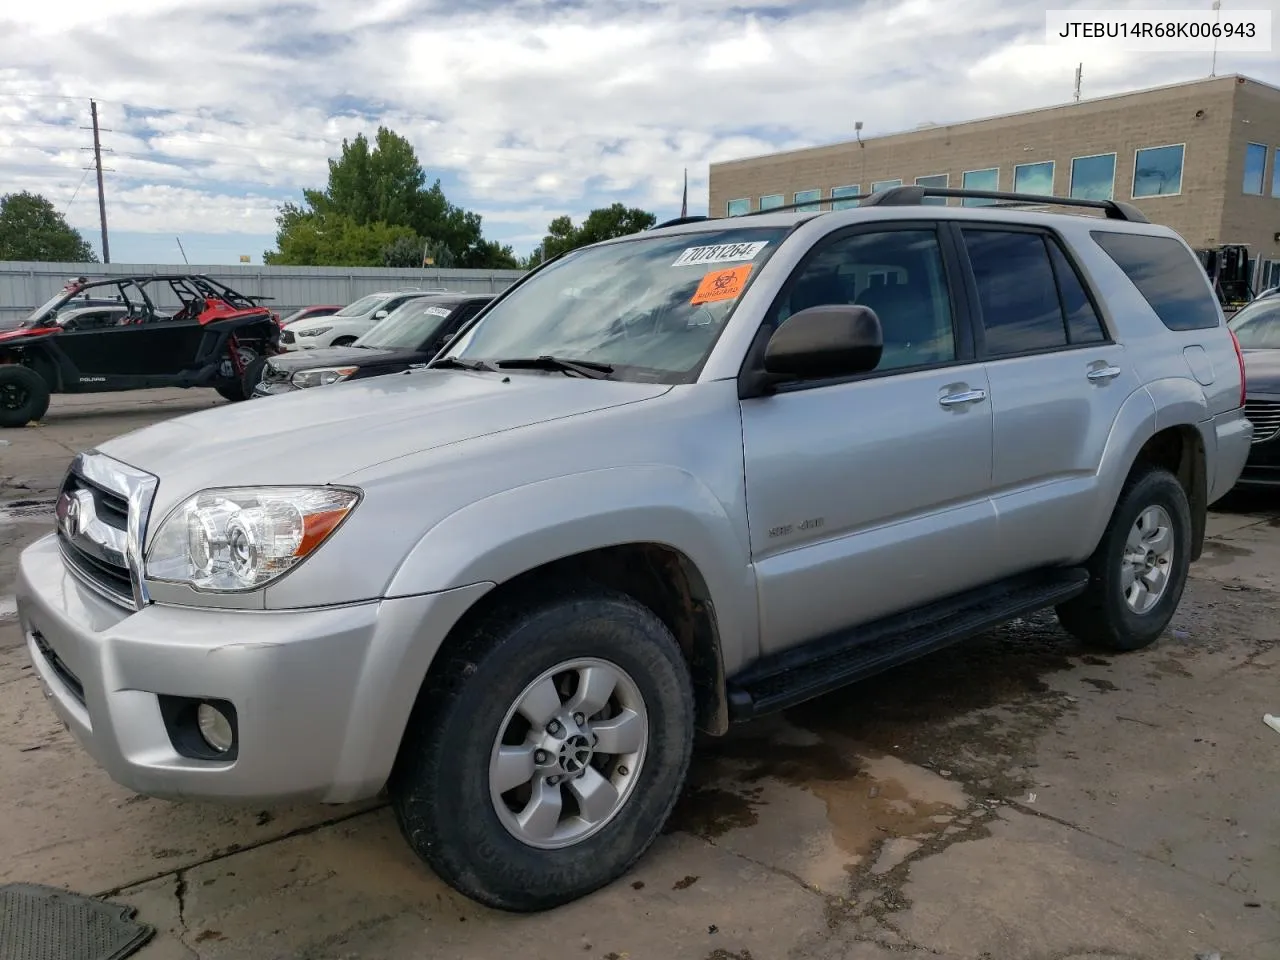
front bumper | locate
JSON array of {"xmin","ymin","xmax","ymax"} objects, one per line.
[
  {"xmin": 252, "ymin": 380, "xmax": 299, "ymax": 398},
  {"xmin": 16, "ymin": 533, "xmax": 491, "ymax": 804}
]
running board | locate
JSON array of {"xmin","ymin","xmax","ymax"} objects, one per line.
[{"xmin": 726, "ymin": 567, "xmax": 1090, "ymax": 722}]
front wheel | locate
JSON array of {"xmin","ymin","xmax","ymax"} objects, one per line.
[
  {"xmin": 0, "ymin": 365, "xmax": 51, "ymax": 428},
  {"xmin": 1056, "ymin": 466, "xmax": 1192, "ymax": 651},
  {"xmin": 390, "ymin": 583, "xmax": 694, "ymax": 911},
  {"xmin": 330, "ymin": 336, "xmax": 357, "ymax": 347}
]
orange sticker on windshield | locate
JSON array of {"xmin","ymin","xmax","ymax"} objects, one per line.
[{"xmin": 691, "ymin": 264, "xmax": 753, "ymax": 305}]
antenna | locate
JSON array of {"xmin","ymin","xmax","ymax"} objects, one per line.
[
  {"xmin": 1210, "ymin": 0, "xmax": 1222, "ymax": 76},
  {"xmin": 176, "ymin": 236, "xmax": 189, "ymax": 265},
  {"xmin": 1073, "ymin": 63, "xmax": 1083, "ymax": 102}
]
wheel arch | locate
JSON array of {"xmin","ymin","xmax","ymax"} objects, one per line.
[
  {"xmin": 385, "ymin": 467, "xmax": 757, "ymax": 738},
  {"xmin": 1090, "ymin": 381, "xmax": 1209, "ymax": 563}
]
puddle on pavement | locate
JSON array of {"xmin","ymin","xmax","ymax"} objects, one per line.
[
  {"xmin": 669, "ymin": 609, "xmax": 1088, "ymax": 901},
  {"xmin": 0, "ymin": 499, "xmax": 55, "ymax": 526},
  {"xmin": 1197, "ymin": 539, "xmax": 1255, "ymax": 567}
]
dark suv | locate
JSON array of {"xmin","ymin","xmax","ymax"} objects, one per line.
[{"xmin": 254, "ymin": 294, "xmax": 492, "ymax": 397}]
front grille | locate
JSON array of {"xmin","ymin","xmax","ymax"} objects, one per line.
[
  {"xmin": 280, "ymin": 329, "xmax": 295, "ymax": 344},
  {"xmin": 32, "ymin": 630, "xmax": 85, "ymax": 706},
  {"xmin": 262, "ymin": 361, "xmax": 290, "ymax": 384},
  {"xmin": 1245, "ymin": 398, "xmax": 1280, "ymax": 444},
  {"xmin": 54, "ymin": 453, "xmax": 157, "ymax": 610}
]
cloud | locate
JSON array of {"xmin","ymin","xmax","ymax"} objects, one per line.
[{"xmin": 1, "ymin": 0, "xmax": 1277, "ymax": 260}]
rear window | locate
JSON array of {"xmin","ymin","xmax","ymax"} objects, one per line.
[{"xmin": 1090, "ymin": 231, "xmax": 1219, "ymax": 331}]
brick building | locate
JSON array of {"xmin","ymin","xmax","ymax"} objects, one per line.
[{"xmin": 708, "ymin": 74, "xmax": 1280, "ymax": 293}]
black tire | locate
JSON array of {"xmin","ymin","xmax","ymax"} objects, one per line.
[
  {"xmin": 213, "ymin": 348, "xmax": 263, "ymax": 402},
  {"xmin": 0, "ymin": 365, "xmax": 50, "ymax": 428},
  {"xmin": 331, "ymin": 336, "xmax": 357, "ymax": 347},
  {"xmin": 1056, "ymin": 466, "xmax": 1192, "ymax": 652},
  {"xmin": 389, "ymin": 581, "xmax": 695, "ymax": 912},
  {"xmin": 239, "ymin": 355, "xmax": 269, "ymax": 398}
]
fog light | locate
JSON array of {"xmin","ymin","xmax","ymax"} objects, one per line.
[{"xmin": 196, "ymin": 703, "xmax": 234, "ymax": 753}]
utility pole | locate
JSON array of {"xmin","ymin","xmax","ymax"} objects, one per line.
[
  {"xmin": 81, "ymin": 99, "xmax": 111, "ymax": 263},
  {"xmin": 1073, "ymin": 63, "xmax": 1083, "ymax": 103}
]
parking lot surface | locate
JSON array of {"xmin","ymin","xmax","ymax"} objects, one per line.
[{"xmin": 2, "ymin": 389, "xmax": 1278, "ymax": 960}]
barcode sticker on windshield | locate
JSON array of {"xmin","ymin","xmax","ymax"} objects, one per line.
[
  {"xmin": 672, "ymin": 241, "xmax": 768, "ymax": 267},
  {"xmin": 422, "ymin": 306, "xmax": 452, "ymax": 317}
]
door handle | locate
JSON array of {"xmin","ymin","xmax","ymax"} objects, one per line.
[
  {"xmin": 939, "ymin": 388, "xmax": 987, "ymax": 407},
  {"xmin": 1087, "ymin": 364, "xmax": 1122, "ymax": 383}
]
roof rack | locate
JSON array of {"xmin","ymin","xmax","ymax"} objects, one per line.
[
  {"xmin": 736, "ymin": 186, "xmax": 1149, "ymax": 223},
  {"xmin": 653, "ymin": 215, "xmax": 712, "ymax": 229}
]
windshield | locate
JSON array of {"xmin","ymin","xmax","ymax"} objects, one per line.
[
  {"xmin": 334, "ymin": 294, "xmax": 389, "ymax": 318},
  {"xmin": 1228, "ymin": 299, "xmax": 1280, "ymax": 349},
  {"xmin": 446, "ymin": 226, "xmax": 789, "ymax": 382},
  {"xmin": 356, "ymin": 300, "xmax": 455, "ymax": 349},
  {"xmin": 21, "ymin": 290, "xmax": 71, "ymax": 327}
]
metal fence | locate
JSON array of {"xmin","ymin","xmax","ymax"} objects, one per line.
[{"xmin": 0, "ymin": 261, "xmax": 527, "ymax": 329}]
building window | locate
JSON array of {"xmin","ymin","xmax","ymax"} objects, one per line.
[
  {"xmin": 1243, "ymin": 142, "xmax": 1267, "ymax": 195},
  {"xmin": 794, "ymin": 189, "xmax": 821, "ymax": 212},
  {"xmin": 915, "ymin": 174, "xmax": 948, "ymax": 205},
  {"xmin": 726, "ymin": 198, "xmax": 751, "ymax": 217},
  {"xmin": 1273, "ymin": 149, "xmax": 1280, "ymax": 197},
  {"xmin": 962, "ymin": 167, "xmax": 999, "ymax": 205},
  {"xmin": 1069, "ymin": 153, "xmax": 1116, "ymax": 200},
  {"xmin": 1132, "ymin": 144, "xmax": 1184, "ymax": 198},
  {"xmin": 1014, "ymin": 160, "xmax": 1054, "ymax": 195},
  {"xmin": 759, "ymin": 194, "xmax": 784, "ymax": 210},
  {"xmin": 831, "ymin": 185, "xmax": 860, "ymax": 210},
  {"xmin": 871, "ymin": 179, "xmax": 902, "ymax": 193}
]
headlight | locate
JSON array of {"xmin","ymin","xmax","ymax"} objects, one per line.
[
  {"xmin": 146, "ymin": 487, "xmax": 360, "ymax": 591},
  {"xmin": 297, "ymin": 326, "xmax": 332, "ymax": 338},
  {"xmin": 292, "ymin": 366, "xmax": 358, "ymax": 389}
]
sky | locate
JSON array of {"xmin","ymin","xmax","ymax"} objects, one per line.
[{"xmin": 1, "ymin": 0, "xmax": 1278, "ymax": 265}]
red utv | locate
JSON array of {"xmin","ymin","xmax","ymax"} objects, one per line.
[{"xmin": 0, "ymin": 274, "xmax": 283, "ymax": 427}]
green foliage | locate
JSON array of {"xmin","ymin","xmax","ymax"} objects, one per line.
[
  {"xmin": 0, "ymin": 191, "xmax": 98, "ymax": 263},
  {"xmin": 537, "ymin": 203, "xmax": 657, "ymax": 261},
  {"xmin": 264, "ymin": 127, "xmax": 515, "ymax": 269}
]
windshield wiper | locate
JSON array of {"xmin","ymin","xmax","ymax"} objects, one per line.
[
  {"xmin": 431, "ymin": 356, "xmax": 497, "ymax": 372},
  {"xmin": 493, "ymin": 355, "xmax": 614, "ymax": 379}
]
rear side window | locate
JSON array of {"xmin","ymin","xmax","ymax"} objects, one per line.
[
  {"xmin": 1091, "ymin": 231, "xmax": 1219, "ymax": 331},
  {"xmin": 962, "ymin": 229, "xmax": 1067, "ymax": 355},
  {"xmin": 1046, "ymin": 240, "xmax": 1107, "ymax": 344}
]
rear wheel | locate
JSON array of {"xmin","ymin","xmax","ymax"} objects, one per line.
[
  {"xmin": 1056, "ymin": 466, "xmax": 1192, "ymax": 651},
  {"xmin": 214, "ymin": 345, "xmax": 259, "ymax": 402},
  {"xmin": 390, "ymin": 582, "xmax": 694, "ymax": 911},
  {"xmin": 0, "ymin": 365, "xmax": 50, "ymax": 428}
]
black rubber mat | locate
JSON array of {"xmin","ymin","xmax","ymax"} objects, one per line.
[{"xmin": 0, "ymin": 883, "xmax": 154, "ymax": 960}]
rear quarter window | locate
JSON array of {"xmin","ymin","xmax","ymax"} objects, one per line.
[{"xmin": 1090, "ymin": 231, "xmax": 1220, "ymax": 331}]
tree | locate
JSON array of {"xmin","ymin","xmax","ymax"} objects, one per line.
[
  {"xmin": 537, "ymin": 203, "xmax": 657, "ymax": 261},
  {"xmin": 0, "ymin": 191, "xmax": 97, "ymax": 263},
  {"xmin": 265, "ymin": 127, "xmax": 515, "ymax": 269}
]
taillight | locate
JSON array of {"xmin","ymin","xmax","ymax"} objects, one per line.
[{"xmin": 1229, "ymin": 328, "xmax": 1247, "ymax": 407}]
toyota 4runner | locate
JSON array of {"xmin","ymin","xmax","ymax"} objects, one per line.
[{"xmin": 15, "ymin": 186, "xmax": 1253, "ymax": 912}]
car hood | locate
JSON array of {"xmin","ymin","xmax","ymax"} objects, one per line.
[
  {"xmin": 268, "ymin": 345, "xmax": 393, "ymax": 372},
  {"xmin": 1243, "ymin": 349, "xmax": 1280, "ymax": 394},
  {"xmin": 97, "ymin": 370, "xmax": 672, "ymax": 510}
]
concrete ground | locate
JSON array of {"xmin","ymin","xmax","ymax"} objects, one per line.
[{"xmin": 2, "ymin": 388, "xmax": 1278, "ymax": 960}]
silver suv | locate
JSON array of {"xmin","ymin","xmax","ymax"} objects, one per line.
[{"xmin": 15, "ymin": 186, "xmax": 1253, "ymax": 913}]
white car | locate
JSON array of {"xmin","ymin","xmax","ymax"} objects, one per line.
[{"xmin": 282, "ymin": 290, "xmax": 450, "ymax": 349}]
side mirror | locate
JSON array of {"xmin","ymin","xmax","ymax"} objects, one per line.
[
  {"xmin": 762, "ymin": 304, "xmax": 883, "ymax": 380},
  {"xmin": 373, "ymin": 309, "xmax": 389, "ymax": 320}
]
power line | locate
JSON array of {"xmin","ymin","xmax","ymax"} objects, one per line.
[{"xmin": 62, "ymin": 168, "xmax": 92, "ymax": 215}]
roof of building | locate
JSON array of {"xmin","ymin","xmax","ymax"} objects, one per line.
[{"xmin": 712, "ymin": 73, "xmax": 1280, "ymax": 169}]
